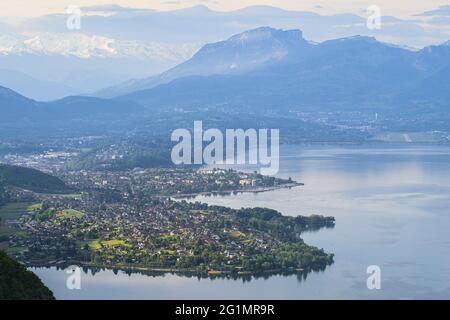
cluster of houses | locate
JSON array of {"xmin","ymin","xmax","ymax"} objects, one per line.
[{"xmin": 10, "ymin": 191, "xmax": 281, "ymax": 270}]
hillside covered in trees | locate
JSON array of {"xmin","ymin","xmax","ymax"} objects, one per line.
[
  {"xmin": 0, "ymin": 164, "xmax": 73, "ymax": 194},
  {"xmin": 0, "ymin": 250, "xmax": 54, "ymax": 300}
]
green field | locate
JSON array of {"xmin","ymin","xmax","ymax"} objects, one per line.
[
  {"xmin": 27, "ymin": 203, "xmax": 43, "ymax": 211},
  {"xmin": 57, "ymin": 209, "xmax": 85, "ymax": 220},
  {"xmin": 0, "ymin": 202, "xmax": 37, "ymax": 253},
  {"xmin": 229, "ymin": 230, "xmax": 244, "ymax": 239},
  {"xmin": 0, "ymin": 202, "xmax": 35, "ymax": 221},
  {"xmin": 89, "ymin": 239, "xmax": 130, "ymax": 250},
  {"xmin": 60, "ymin": 194, "xmax": 83, "ymax": 199}
]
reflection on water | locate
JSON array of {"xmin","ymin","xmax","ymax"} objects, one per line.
[
  {"xmin": 32, "ymin": 144, "xmax": 450, "ymax": 299},
  {"xmin": 33, "ymin": 263, "xmax": 328, "ymax": 283}
]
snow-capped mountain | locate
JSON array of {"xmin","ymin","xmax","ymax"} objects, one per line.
[
  {"xmin": 0, "ymin": 32, "xmax": 200, "ymax": 100},
  {"xmin": 97, "ymin": 27, "xmax": 311, "ymax": 97},
  {"xmin": 1, "ymin": 4, "xmax": 449, "ymax": 101},
  {"xmin": 0, "ymin": 32, "xmax": 199, "ymax": 61}
]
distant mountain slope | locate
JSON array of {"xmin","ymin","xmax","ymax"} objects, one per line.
[
  {"xmin": 0, "ymin": 85, "xmax": 143, "ymax": 123},
  {"xmin": 97, "ymin": 27, "xmax": 312, "ymax": 97},
  {"xmin": 0, "ymin": 86, "xmax": 37, "ymax": 105},
  {"xmin": 0, "ymin": 86, "xmax": 38, "ymax": 121},
  {"xmin": 0, "ymin": 164, "xmax": 72, "ymax": 194},
  {"xmin": 2, "ymin": 27, "xmax": 450, "ymax": 139},
  {"xmin": 0, "ymin": 250, "xmax": 54, "ymax": 300},
  {"xmin": 114, "ymin": 28, "xmax": 450, "ymax": 113},
  {"xmin": 0, "ymin": 34, "xmax": 199, "ymax": 98},
  {"xmin": 0, "ymin": 69, "xmax": 76, "ymax": 101},
  {"xmin": 43, "ymin": 96, "xmax": 143, "ymax": 119}
]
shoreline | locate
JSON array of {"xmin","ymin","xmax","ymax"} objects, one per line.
[
  {"xmin": 13, "ymin": 180, "xmax": 319, "ymax": 280},
  {"xmin": 171, "ymin": 182, "xmax": 303, "ymax": 199},
  {"xmin": 27, "ymin": 261, "xmax": 308, "ymax": 278}
]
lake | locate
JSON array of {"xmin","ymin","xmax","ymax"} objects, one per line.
[{"xmin": 31, "ymin": 144, "xmax": 450, "ymax": 299}]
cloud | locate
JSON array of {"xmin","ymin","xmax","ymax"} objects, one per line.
[
  {"xmin": 415, "ymin": 5, "xmax": 450, "ymax": 27},
  {"xmin": 427, "ymin": 16, "xmax": 450, "ymax": 26},
  {"xmin": 80, "ymin": 4, "xmax": 154, "ymax": 13},
  {"xmin": 198, "ymin": 0, "xmax": 219, "ymax": 4},
  {"xmin": 9, "ymin": 4, "xmax": 450, "ymax": 49},
  {"xmin": 160, "ymin": 1, "xmax": 181, "ymax": 5},
  {"xmin": 417, "ymin": 5, "xmax": 450, "ymax": 17},
  {"xmin": 382, "ymin": 16, "xmax": 421, "ymax": 24}
]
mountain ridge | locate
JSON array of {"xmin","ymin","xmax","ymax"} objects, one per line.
[
  {"xmin": 96, "ymin": 27, "xmax": 313, "ymax": 97},
  {"xmin": 0, "ymin": 85, "xmax": 144, "ymax": 122},
  {"xmin": 110, "ymin": 27, "xmax": 449, "ymax": 117}
]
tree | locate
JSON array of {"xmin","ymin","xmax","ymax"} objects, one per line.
[{"xmin": 0, "ymin": 250, "xmax": 55, "ymax": 300}]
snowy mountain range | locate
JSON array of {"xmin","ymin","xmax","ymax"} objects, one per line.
[
  {"xmin": 1, "ymin": 26, "xmax": 449, "ymax": 140},
  {"xmin": 0, "ymin": 32, "xmax": 199, "ymax": 100},
  {"xmin": 1, "ymin": 4, "xmax": 449, "ymax": 100},
  {"xmin": 0, "ymin": 33, "xmax": 199, "ymax": 60}
]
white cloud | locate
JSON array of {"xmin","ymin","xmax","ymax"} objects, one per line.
[
  {"xmin": 0, "ymin": 1, "xmax": 450, "ymax": 18},
  {"xmin": 418, "ymin": 5, "xmax": 450, "ymax": 17},
  {"xmin": 1, "ymin": 1, "xmax": 449, "ymax": 49}
]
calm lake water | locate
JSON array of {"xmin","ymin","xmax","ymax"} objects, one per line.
[{"xmin": 32, "ymin": 144, "xmax": 450, "ymax": 299}]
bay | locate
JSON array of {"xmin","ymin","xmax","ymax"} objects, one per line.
[{"xmin": 31, "ymin": 144, "xmax": 450, "ymax": 299}]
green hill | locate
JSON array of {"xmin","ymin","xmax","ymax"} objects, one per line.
[
  {"xmin": 0, "ymin": 250, "xmax": 54, "ymax": 300},
  {"xmin": 0, "ymin": 164, "xmax": 73, "ymax": 194}
]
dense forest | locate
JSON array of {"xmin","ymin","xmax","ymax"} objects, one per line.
[
  {"xmin": 0, "ymin": 164, "xmax": 73, "ymax": 194},
  {"xmin": 0, "ymin": 250, "xmax": 54, "ymax": 300}
]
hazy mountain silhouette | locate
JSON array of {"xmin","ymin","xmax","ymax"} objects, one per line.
[
  {"xmin": 0, "ymin": 86, "xmax": 143, "ymax": 123},
  {"xmin": 112, "ymin": 27, "xmax": 450, "ymax": 112}
]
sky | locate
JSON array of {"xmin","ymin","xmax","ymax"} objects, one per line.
[
  {"xmin": 1, "ymin": 0, "xmax": 449, "ymax": 18},
  {"xmin": 0, "ymin": 0, "xmax": 449, "ymax": 99}
]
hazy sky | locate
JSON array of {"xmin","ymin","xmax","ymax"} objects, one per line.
[{"xmin": 1, "ymin": 0, "xmax": 449, "ymax": 18}]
